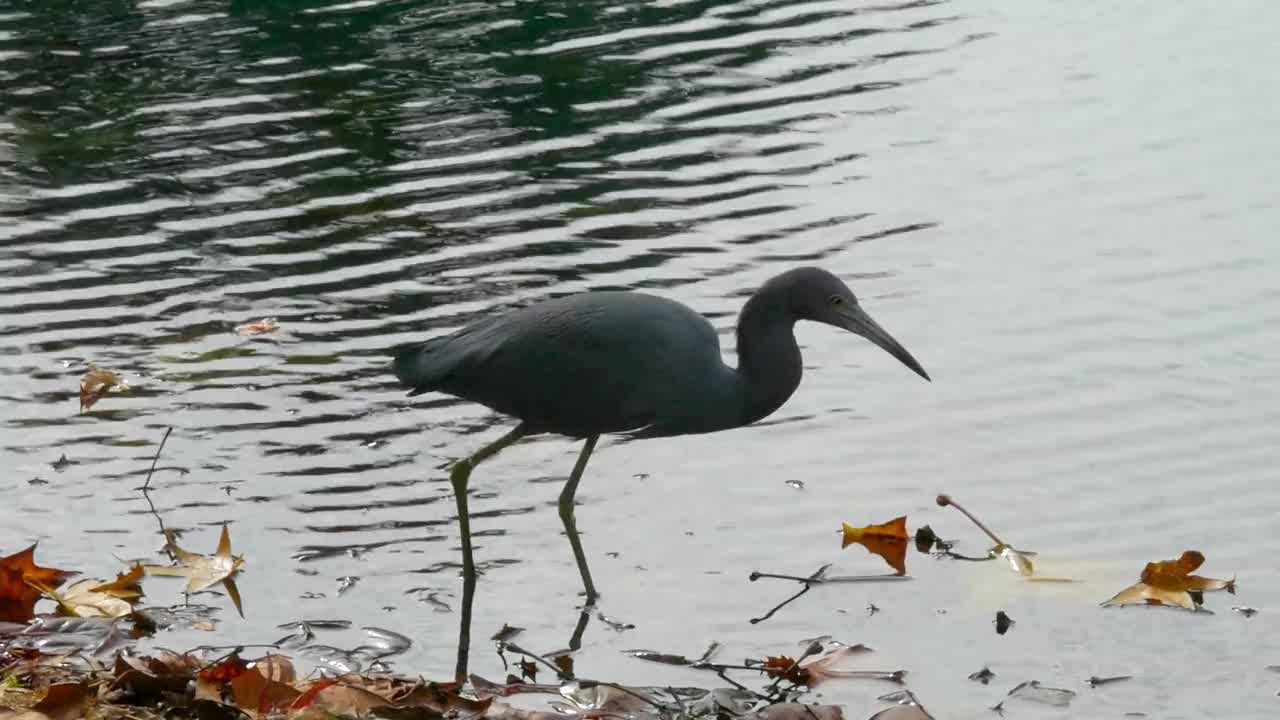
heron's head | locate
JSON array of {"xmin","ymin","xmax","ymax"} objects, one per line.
[{"xmin": 784, "ymin": 267, "xmax": 931, "ymax": 381}]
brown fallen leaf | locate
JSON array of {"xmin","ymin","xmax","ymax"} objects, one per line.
[
  {"xmin": 111, "ymin": 654, "xmax": 192, "ymax": 703},
  {"xmin": 1103, "ymin": 550, "xmax": 1235, "ymax": 611},
  {"xmin": 841, "ymin": 516, "xmax": 908, "ymax": 575},
  {"xmin": 144, "ymin": 526, "xmax": 245, "ymax": 617},
  {"xmin": 230, "ymin": 663, "xmax": 301, "ymax": 715},
  {"xmin": 0, "ymin": 544, "xmax": 71, "ymax": 623},
  {"xmin": 304, "ymin": 682, "xmax": 392, "ymax": 716},
  {"xmin": 28, "ymin": 682, "xmax": 89, "ymax": 720},
  {"xmin": 79, "ymin": 365, "xmax": 126, "ymax": 412},
  {"xmin": 236, "ymin": 317, "xmax": 279, "ymax": 336}
]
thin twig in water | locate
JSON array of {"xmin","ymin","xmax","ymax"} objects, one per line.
[
  {"xmin": 504, "ymin": 642, "xmax": 574, "ymax": 682},
  {"xmin": 749, "ymin": 564, "xmax": 907, "ymax": 623},
  {"xmin": 142, "ymin": 426, "xmax": 173, "ymax": 492},
  {"xmin": 715, "ymin": 669, "xmax": 770, "ymax": 700},
  {"xmin": 750, "ymin": 584, "xmax": 811, "ymax": 625},
  {"xmin": 140, "ymin": 427, "xmax": 174, "ymax": 557}
]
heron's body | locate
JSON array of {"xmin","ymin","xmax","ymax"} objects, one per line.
[
  {"xmin": 393, "ymin": 290, "xmax": 798, "ymax": 438},
  {"xmin": 392, "ymin": 267, "xmax": 929, "ymax": 681}
]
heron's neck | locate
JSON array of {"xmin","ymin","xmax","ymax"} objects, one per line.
[{"xmin": 733, "ymin": 293, "xmax": 802, "ymax": 426}]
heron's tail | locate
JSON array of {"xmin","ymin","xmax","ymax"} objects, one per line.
[{"xmin": 391, "ymin": 339, "xmax": 452, "ymax": 396}]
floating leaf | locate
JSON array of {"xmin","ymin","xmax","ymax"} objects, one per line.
[
  {"xmin": 30, "ymin": 571, "xmax": 142, "ymax": 619},
  {"xmin": 841, "ymin": 516, "xmax": 908, "ymax": 575},
  {"xmin": 993, "ymin": 544, "xmax": 1034, "ymax": 577},
  {"xmin": 143, "ymin": 526, "xmax": 245, "ymax": 617},
  {"xmin": 80, "ymin": 365, "xmax": 126, "ymax": 412},
  {"xmin": 869, "ymin": 690, "xmax": 935, "ymax": 720},
  {"xmin": 1007, "ymin": 680, "xmax": 1076, "ymax": 707},
  {"xmin": 236, "ymin": 317, "xmax": 279, "ymax": 336},
  {"xmin": 1102, "ymin": 581, "xmax": 1200, "ymax": 610},
  {"xmin": 1103, "ymin": 550, "xmax": 1235, "ymax": 611}
]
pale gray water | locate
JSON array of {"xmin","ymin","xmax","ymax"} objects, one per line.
[{"xmin": 2, "ymin": 1, "xmax": 1279, "ymax": 717}]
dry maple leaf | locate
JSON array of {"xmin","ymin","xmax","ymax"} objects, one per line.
[
  {"xmin": 0, "ymin": 544, "xmax": 71, "ymax": 623},
  {"xmin": 79, "ymin": 365, "xmax": 126, "ymax": 412},
  {"xmin": 840, "ymin": 516, "xmax": 909, "ymax": 575},
  {"xmin": 144, "ymin": 526, "xmax": 245, "ymax": 617},
  {"xmin": 763, "ymin": 655, "xmax": 807, "ymax": 685},
  {"xmin": 1102, "ymin": 549, "xmax": 1235, "ymax": 611},
  {"xmin": 236, "ymin": 317, "xmax": 280, "ymax": 336}
]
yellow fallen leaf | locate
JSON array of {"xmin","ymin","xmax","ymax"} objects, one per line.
[
  {"xmin": 143, "ymin": 526, "xmax": 245, "ymax": 617},
  {"xmin": 28, "ymin": 574, "xmax": 139, "ymax": 619}
]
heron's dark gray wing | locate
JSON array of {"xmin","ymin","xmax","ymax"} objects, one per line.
[{"xmin": 392, "ymin": 292, "xmax": 734, "ymax": 437}]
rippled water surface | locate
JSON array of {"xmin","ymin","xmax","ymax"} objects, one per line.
[{"xmin": 3, "ymin": 1, "xmax": 1280, "ymax": 717}]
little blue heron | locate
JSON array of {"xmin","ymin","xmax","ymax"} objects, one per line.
[{"xmin": 393, "ymin": 267, "xmax": 928, "ymax": 676}]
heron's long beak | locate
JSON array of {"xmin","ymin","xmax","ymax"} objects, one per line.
[{"xmin": 839, "ymin": 306, "xmax": 931, "ymax": 381}]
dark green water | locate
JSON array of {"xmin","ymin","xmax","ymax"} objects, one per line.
[{"xmin": 3, "ymin": 1, "xmax": 1279, "ymax": 718}]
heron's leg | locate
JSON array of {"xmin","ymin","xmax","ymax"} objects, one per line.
[
  {"xmin": 450, "ymin": 422, "xmax": 527, "ymax": 683},
  {"xmin": 559, "ymin": 434, "xmax": 600, "ymax": 602}
]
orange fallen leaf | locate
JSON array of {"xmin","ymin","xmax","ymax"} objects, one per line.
[
  {"xmin": 89, "ymin": 564, "xmax": 146, "ymax": 600},
  {"xmin": 79, "ymin": 365, "xmax": 126, "ymax": 412},
  {"xmin": 1139, "ymin": 550, "xmax": 1234, "ymax": 593},
  {"xmin": 841, "ymin": 516, "xmax": 908, "ymax": 575},
  {"xmin": 0, "ymin": 544, "xmax": 71, "ymax": 622},
  {"xmin": 1103, "ymin": 549, "xmax": 1236, "ymax": 611},
  {"xmin": 198, "ymin": 653, "xmax": 248, "ymax": 684}
]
